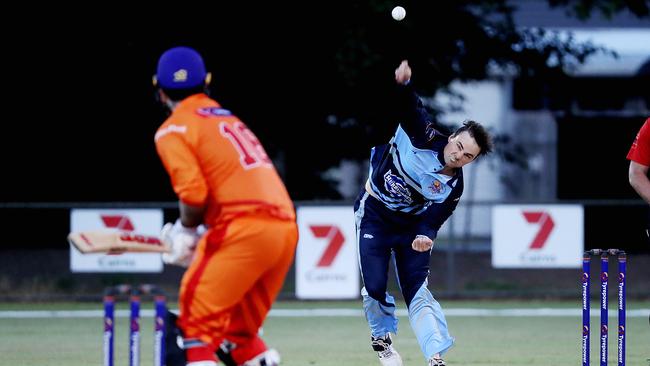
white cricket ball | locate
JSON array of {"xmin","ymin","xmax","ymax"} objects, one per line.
[{"xmin": 391, "ymin": 6, "xmax": 406, "ymax": 21}]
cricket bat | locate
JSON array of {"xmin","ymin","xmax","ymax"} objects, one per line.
[{"xmin": 68, "ymin": 231, "xmax": 170, "ymax": 254}]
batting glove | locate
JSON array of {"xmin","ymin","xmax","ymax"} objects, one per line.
[{"xmin": 160, "ymin": 219, "xmax": 206, "ymax": 267}]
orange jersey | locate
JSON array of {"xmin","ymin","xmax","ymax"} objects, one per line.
[{"xmin": 155, "ymin": 94, "xmax": 295, "ymax": 225}]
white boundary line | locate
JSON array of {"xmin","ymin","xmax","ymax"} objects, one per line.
[{"xmin": 0, "ymin": 308, "xmax": 648, "ymax": 318}]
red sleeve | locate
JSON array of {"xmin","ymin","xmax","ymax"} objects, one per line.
[{"xmin": 627, "ymin": 118, "xmax": 650, "ymax": 166}]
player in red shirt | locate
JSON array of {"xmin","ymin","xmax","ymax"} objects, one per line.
[
  {"xmin": 627, "ymin": 117, "xmax": 650, "ymax": 240},
  {"xmin": 627, "ymin": 117, "xmax": 650, "ymax": 203},
  {"xmin": 153, "ymin": 46, "xmax": 298, "ymax": 366}
]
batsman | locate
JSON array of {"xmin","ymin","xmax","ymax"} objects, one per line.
[{"xmin": 152, "ymin": 46, "xmax": 298, "ymax": 366}]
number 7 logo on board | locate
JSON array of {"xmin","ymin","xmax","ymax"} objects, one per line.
[
  {"xmin": 522, "ymin": 211, "xmax": 555, "ymax": 250},
  {"xmin": 309, "ymin": 225, "xmax": 345, "ymax": 267}
]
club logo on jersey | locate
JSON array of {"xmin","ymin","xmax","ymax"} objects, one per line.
[
  {"xmin": 428, "ymin": 179, "xmax": 443, "ymax": 194},
  {"xmin": 383, "ymin": 170, "xmax": 413, "ymax": 204},
  {"xmin": 197, "ymin": 107, "xmax": 232, "ymax": 117}
]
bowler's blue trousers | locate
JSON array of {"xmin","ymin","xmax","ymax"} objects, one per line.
[{"xmin": 354, "ymin": 191, "xmax": 454, "ymax": 359}]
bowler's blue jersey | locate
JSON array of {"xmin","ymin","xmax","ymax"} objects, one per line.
[{"xmin": 365, "ymin": 84, "xmax": 463, "ymax": 237}]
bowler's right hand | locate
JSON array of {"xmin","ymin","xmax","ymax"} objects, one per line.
[{"xmin": 395, "ymin": 60, "xmax": 412, "ymax": 85}]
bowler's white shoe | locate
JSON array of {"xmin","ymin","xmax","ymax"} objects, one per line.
[
  {"xmin": 428, "ymin": 356, "xmax": 446, "ymax": 366},
  {"xmin": 371, "ymin": 334, "xmax": 403, "ymax": 366}
]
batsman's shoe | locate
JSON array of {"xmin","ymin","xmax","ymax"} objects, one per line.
[
  {"xmin": 371, "ymin": 333, "xmax": 403, "ymax": 366},
  {"xmin": 428, "ymin": 356, "xmax": 446, "ymax": 366},
  {"xmin": 241, "ymin": 348, "xmax": 281, "ymax": 366}
]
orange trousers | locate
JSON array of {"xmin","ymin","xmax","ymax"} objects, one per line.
[{"xmin": 178, "ymin": 215, "xmax": 298, "ymax": 362}]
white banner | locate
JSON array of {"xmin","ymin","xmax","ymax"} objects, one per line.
[
  {"xmin": 70, "ymin": 209, "xmax": 163, "ymax": 272},
  {"xmin": 296, "ymin": 206, "xmax": 359, "ymax": 299},
  {"xmin": 492, "ymin": 205, "xmax": 583, "ymax": 268}
]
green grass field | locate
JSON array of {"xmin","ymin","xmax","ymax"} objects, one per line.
[{"xmin": 0, "ymin": 300, "xmax": 648, "ymax": 366}]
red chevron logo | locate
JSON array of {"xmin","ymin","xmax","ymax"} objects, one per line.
[
  {"xmin": 522, "ymin": 211, "xmax": 555, "ymax": 250},
  {"xmin": 101, "ymin": 215, "xmax": 135, "ymax": 231},
  {"xmin": 309, "ymin": 225, "xmax": 345, "ymax": 267}
]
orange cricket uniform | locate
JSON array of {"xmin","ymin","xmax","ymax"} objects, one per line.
[{"xmin": 155, "ymin": 94, "xmax": 298, "ymax": 362}]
